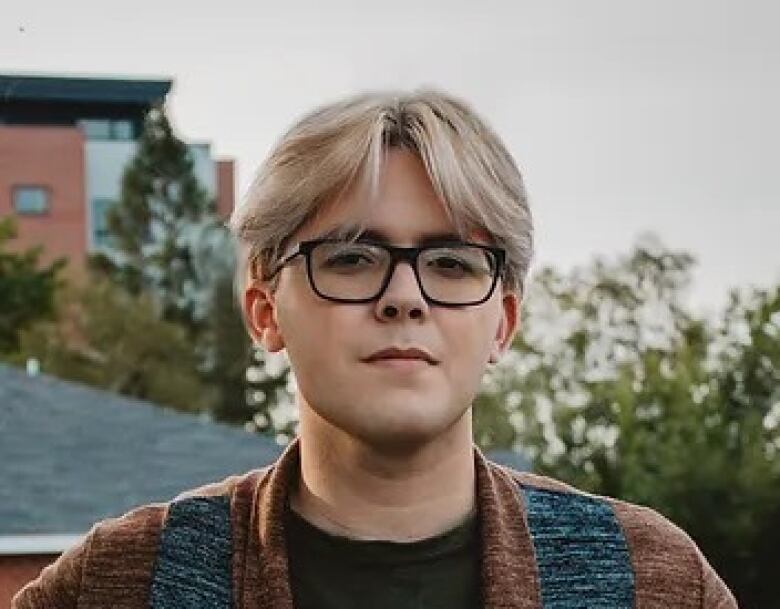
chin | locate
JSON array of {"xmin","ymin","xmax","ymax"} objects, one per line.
[
  {"xmin": 345, "ymin": 398, "xmax": 468, "ymax": 455},
  {"xmin": 298, "ymin": 380, "xmax": 472, "ymax": 453}
]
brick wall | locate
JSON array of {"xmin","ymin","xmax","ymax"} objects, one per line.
[
  {"xmin": 0, "ymin": 126, "xmax": 87, "ymax": 278},
  {"xmin": 216, "ymin": 158, "xmax": 235, "ymax": 220}
]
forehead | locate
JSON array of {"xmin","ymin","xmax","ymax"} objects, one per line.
[
  {"xmin": 298, "ymin": 198, "xmax": 493, "ymax": 247},
  {"xmin": 295, "ymin": 149, "xmax": 493, "ymax": 246}
]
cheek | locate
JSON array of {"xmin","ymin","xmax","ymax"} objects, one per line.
[
  {"xmin": 443, "ymin": 308, "xmax": 499, "ymax": 365},
  {"xmin": 433, "ymin": 313, "xmax": 497, "ymax": 406},
  {"xmin": 277, "ymin": 294, "xmax": 358, "ymax": 372}
]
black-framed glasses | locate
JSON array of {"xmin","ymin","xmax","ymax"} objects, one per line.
[{"xmin": 266, "ymin": 238, "xmax": 506, "ymax": 307}]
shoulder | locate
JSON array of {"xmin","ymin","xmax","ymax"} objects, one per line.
[
  {"xmin": 11, "ymin": 502, "xmax": 166, "ymax": 609},
  {"xmin": 173, "ymin": 466, "xmax": 271, "ymax": 502},
  {"xmin": 496, "ymin": 462, "xmax": 697, "ymax": 557},
  {"xmin": 12, "ymin": 467, "xmax": 272, "ymax": 609},
  {"xmin": 492, "ymin": 464, "xmax": 737, "ymax": 608},
  {"xmin": 89, "ymin": 465, "xmax": 271, "ymax": 554},
  {"xmin": 606, "ymin": 499, "xmax": 737, "ymax": 608},
  {"xmin": 88, "ymin": 466, "xmax": 272, "ymax": 563}
]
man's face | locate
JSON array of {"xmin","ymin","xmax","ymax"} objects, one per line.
[{"xmin": 246, "ymin": 149, "xmax": 519, "ymax": 451}]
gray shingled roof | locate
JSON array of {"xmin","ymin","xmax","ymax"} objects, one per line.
[{"xmin": 0, "ymin": 364, "xmax": 281, "ymax": 535}]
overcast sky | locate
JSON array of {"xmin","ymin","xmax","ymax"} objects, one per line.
[{"xmin": 3, "ymin": 0, "xmax": 778, "ymax": 315}]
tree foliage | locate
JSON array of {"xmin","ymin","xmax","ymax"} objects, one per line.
[
  {"xmin": 90, "ymin": 105, "xmax": 215, "ymax": 330},
  {"xmin": 478, "ymin": 236, "xmax": 779, "ymax": 607},
  {"xmin": 0, "ymin": 217, "xmax": 64, "ymax": 355},
  {"xmin": 85, "ymin": 105, "xmax": 273, "ymax": 424},
  {"xmin": 243, "ymin": 348, "xmax": 298, "ymax": 441},
  {"xmin": 14, "ymin": 280, "xmax": 211, "ymax": 413}
]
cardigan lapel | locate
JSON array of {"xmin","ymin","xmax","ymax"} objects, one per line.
[
  {"xmin": 244, "ymin": 438, "xmax": 299, "ymax": 609},
  {"xmin": 474, "ymin": 447, "xmax": 542, "ymax": 609}
]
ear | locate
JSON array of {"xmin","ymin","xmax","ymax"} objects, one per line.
[
  {"xmin": 488, "ymin": 290, "xmax": 520, "ymax": 364},
  {"xmin": 243, "ymin": 282, "xmax": 286, "ymax": 353}
]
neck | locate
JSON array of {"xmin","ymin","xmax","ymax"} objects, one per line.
[{"xmin": 289, "ymin": 404, "xmax": 476, "ymax": 542}]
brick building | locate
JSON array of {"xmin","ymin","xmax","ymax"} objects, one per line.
[{"xmin": 0, "ymin": 73, "xmax": 235, "ymax": 277}]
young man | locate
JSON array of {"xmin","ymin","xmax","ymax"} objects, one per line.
[{"xmin": 14, "ymin": 91, "xmax": 737, "ymax": 608}]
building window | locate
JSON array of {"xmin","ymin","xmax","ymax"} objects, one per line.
[
  {"xmin": 13, "ymin": 186, "xmax": 50, "ymax": 215},
  {"xmin": 92, "ymin": 198, "xmax": 116, "ymax": 248},
  {"xmin": 112, "ymin": 120, "xmax": 134, "ymax": 140},
  {"xmin": 79, "ymin": 119, "xmax": 112, "ymax": 140},
  {"xmin": 78, "ymin": 119, "xmax": 135, "ymax": 141}
]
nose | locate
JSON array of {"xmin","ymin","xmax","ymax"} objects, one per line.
[{"xmin": 374, "ymin": 259, "xmax": 430, "ymax": 321}]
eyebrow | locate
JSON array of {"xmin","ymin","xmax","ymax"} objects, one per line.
[{"xmin": 313, "ymin": 225, "xmax": 467, "ymax": 246}]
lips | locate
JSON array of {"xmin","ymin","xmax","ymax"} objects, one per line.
[{"xmin": 363, "ymin": 347, "xmax": 438, "ymax": 365}]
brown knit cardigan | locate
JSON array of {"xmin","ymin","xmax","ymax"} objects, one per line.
[{"xmin": 13, "ymin": 438, "xmax": 737, "ymax": 608}]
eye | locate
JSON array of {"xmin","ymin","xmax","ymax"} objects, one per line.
[
  {"xmin": 427, "ymin": 255, "xmax": 474, "ymax": 276},
  {"xmin": 423, "ymin": 246, "xmax": 493, "ymax": 278},
  {"xmin": 319, "ymin": 244, "xmax": 382, "ymax": 271},
  {"xmin": 327, "ymin": 252, "xmax": 374, "ymax": 267}
]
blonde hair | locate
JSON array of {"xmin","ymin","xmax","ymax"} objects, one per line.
[{"xmin": 230, "ymin": 89, "xmax": 533, "ymax": 297}]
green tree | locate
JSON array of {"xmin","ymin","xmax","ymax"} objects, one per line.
[
  {"xmin": 477, "ymin": 236, "xmax": 778, "ymax": 607},
  {"xmin": 147, "ymin": 215, "xmax": 291, "ymax": 430},
  {"xmin": 14, "ymin": 280, "xmax": 212, "ymax": 413},
  {"xmin": 0, "ymin": 217, "xmax": 64, "ymax": 355},
  {"xmin": 91, "ymin": 105, "xmax": 215, "ymax": 330},
  {"xmin": 88, "ymin": 105, "xmax": 267, "ymax": 424},
  {"xmin": 198, "ymin": 249, "xmax": 251, "ymax": 424},
  {"xmin": 243, "ymin": 347, "xmax": 298, "ymax": 442},
  {"xmin": 706, "ymin": 285, "xmax": 780, "ymax": 607}
]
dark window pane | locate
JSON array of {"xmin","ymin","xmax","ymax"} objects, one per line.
[
  {"xmin": 92, "ymin": 198, "xmax": 117, "ymax": 247},
  {"xmin": 112, "ymin": 120, "xmax": 134, "ymax": 140},
  {"xmin": 79, "ymin": 119, "xmax": 112, "ymax": 139},
  {"xmin": 13, "ymin": 186, "xmax": 49, "ymax": 215}
]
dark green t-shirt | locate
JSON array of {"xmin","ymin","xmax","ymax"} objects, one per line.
[{"xmin": 285, "ymin": 505, "xmax": 482, "ymax": 609}]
